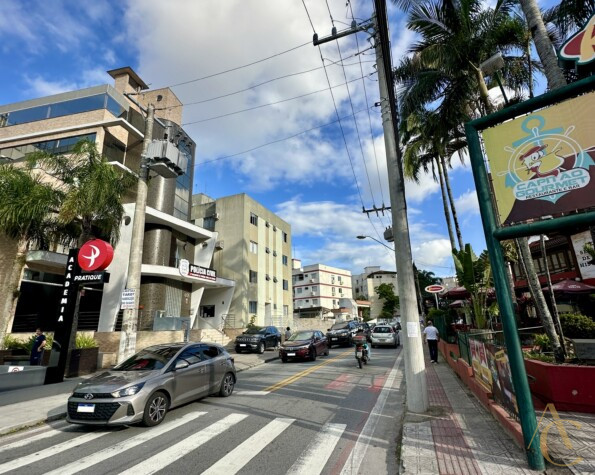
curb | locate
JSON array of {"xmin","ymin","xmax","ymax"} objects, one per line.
[{"xmin": 0, "ymin": 354, "xmax": 280, "ymax": 437}]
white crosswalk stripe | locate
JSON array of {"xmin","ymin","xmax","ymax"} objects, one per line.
[
  {"xmin": 201, "ymin": 417, "xmax": 295, "ymax": 475},
  {"xmin": 43, "ymin": 412, "xmax": 207, "ymax": 475},
  {"xmin": 0, "ymin": 429, "xmax": 110, "ymax": 475},
  {"xmin": 118, "ymin": 413, "xmax": 249, "ymax": 475},
  {"xmin": 287, "ymin": 423, "xmax": 346, "ymax": 475},
  {"xmin": 0, "ymin": 423, "xmax": 74, "ymax": 454}
]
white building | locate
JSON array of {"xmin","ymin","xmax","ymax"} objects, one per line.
[
  {"xmin": 351, "ymin": 266, "xmax": 398, "ymax": 320},
  {"xmin": 292, "ymin": 263, "xmax": 353, "ymax": 318}
]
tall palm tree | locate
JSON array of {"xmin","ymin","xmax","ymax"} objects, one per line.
[
  {"xmin": 0, "ymin": 166, "xmax": 63, "ymax": 347},
  {"xmin": 544, "ymin": 0, "xmax": 594, "ymax": 40}
]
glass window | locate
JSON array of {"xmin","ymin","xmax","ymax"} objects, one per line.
[
  {"xmin": 283, "ymin": 280, "xmax": 288, "ymax": 290},
  {"xmin": 203, "ymin": 216, "xmax": 215, "ymax": 230},
  {"xmin": 282, "ymin": 231, "xmax": 288, "ymax": 242},
  {"xmin": 282, "ymin": 255, "xmax": 288, "ymax": 266},
  {"xmin": 199, "ymin": 345, "xmax": 220, "ymax": 360},
  {"xmin": 114, "ymin": 345, "xmax": 183, "ymax": 371},
  {"xmin": 250, "ymin": 241, "xmax": 258, "ymax": 254},
  {"xmin": 249, "ymin": 270, "xmax": 258, "ymax": 283},
  {"xmin": 312, "ymin": 286, "xmax": 317, "ymax": 292},
  {"xmin": 313, "ymin": 299, "xmax": 318, "ymax": 305},
  {"xmin": 297, "ymin": 288, "xmax": 302, "ymax": 294},
  {"xmin": 283, "ymin": 305, "xmax": 288, "ymax": 316},
  {"xmin": 249, "ymin": 301, "xmax": 257, "ymax": 313},
  {"xmin": 250, "ymin": 213, "xmax": 258, "ymax": 226},
  {"xmin": 49, "ymin": 95, "xmax": 106, "ymax": 118},
  {"xmin": 176, "ymin": 345, "xmax": 203, "ymax": 365},
  {"xmin": 5, "ymin": 104, "xmax": 49, "ymax": 126}
]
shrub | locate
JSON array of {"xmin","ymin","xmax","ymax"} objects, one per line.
[
  {"xmin": 76, "ymin": 334, "xmax": 98, "ymax": 349},
  {"xmin": 2, "ymin": 335, "xmax": 29, "ymax": 351},
  {"xmin": 533, "ymin": 333, "xmax": 551, "ymax": 352},
  {"xmin": 559, "ymin": 313, "xmax": 595, "ymax": 339},
  {"xmin": 524, "ymin": 351, "xmax": 554, "ymax": 363}
]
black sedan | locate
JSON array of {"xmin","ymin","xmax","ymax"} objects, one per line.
[{"xmin": 279, "ymin": 330, "xmax": 329, "ymax": 362}]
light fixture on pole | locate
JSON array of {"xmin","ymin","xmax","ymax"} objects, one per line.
[
  {"xmin": 480, "ymin": 52, "xmax": 509, "ymax": 105},
  {"xmin": 356, "ymin": 235, "xmax": 394, "ymax": 251}
]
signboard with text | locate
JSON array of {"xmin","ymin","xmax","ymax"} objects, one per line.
[
  {"xmin": 482, "ymin": 92, "xmax": 595, "ymax": 226},
  {"xmin": 179, "ymin": 259, "xmax": 216, "ymax": 282},
  {"xmin": 571, "ymin": 230, "xmax": 595, "ymax": 280}
]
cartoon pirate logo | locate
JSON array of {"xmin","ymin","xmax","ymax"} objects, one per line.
[{"xmin": 518, "ymin": 144, "xmax": 566, "ymax": 179}]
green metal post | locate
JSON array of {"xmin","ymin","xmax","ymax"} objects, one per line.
[{"xmin": 465, "ymin": 123, "xmax": 545, "ymax": 470}]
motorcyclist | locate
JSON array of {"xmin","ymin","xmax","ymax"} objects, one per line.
[{"xmin": 354, "ymin": 329, "xmax": 370, "ymax": 368}]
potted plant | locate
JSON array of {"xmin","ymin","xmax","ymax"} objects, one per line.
[
  {"xmin": 67, "ymin": 334, "xmax": 99, "ymax": 377},
  {"xmin": 560, "ymin": 313, "xmax": 595, "ymax": 361}
]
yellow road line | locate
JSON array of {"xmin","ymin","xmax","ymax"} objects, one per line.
[{"xmin": 265, "ymin": 349, "xmax": 353, "ymax": 393}]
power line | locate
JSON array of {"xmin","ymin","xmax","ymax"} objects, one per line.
[
  {"xmin": 194, "ymin": 106, "xmax": 374, "ymax": 166},
  {"xmin": 162, "ymin": 40, "xmax": 313, "ymax": 89},
  {"xmin": 181, "ymin": 73, "xmax": 374, "ymax": 126}
]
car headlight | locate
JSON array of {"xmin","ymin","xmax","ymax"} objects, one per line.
[{"xmin": 111, "ymin": 383, "xmax": 145, "ymax": 398}]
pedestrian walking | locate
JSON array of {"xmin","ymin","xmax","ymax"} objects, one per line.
[
  {"xmin": 423, "ymin": 320, "xmax": 440, "ymax": 363},
  {"xmin": 284, "ymin": 327, "xmax": 292, "ymax": 340},
  {"xmin": 30, "ymin": 328, "xmax": 47, "ymax": 366}
]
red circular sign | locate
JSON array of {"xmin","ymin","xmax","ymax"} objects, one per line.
[
  {"xmin": 78, "ymin": 239, "xmax": 114, "ymax": 272},
  {"xmin": 425, "ymin": 285, "xmax": 445, "ymax": 293}
]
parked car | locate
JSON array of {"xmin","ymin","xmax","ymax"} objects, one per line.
[
  {"xmin": 67, "ymin": 342, "xmax": 236, "ymax": 427},
  {"xmin": 370, "ymin": 325, "xmax": 399, "ymax": 348},
  {"xmin": 235, "ymin": 326, "xmax": 281, "ymax": 354},
  {"xmin": 326, "ymin": 321, "xmax": 359, "ymax": 347},
  {"xmin": 279, "ymin": 330, "xmax": 329, "ymax": 362}
]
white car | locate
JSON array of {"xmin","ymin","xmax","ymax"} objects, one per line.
[{"xmin": 370, "ymin": 325, "xmax": 399, "ymax": 348}]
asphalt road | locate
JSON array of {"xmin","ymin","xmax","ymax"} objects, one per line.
[{"xmin": 0, "ymin": 345, "xmax": 405, "ymax": 475}]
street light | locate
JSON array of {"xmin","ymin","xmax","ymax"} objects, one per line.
[{"xmin": 356, "ymin": 235, "xmax": 394, "ymax": 251}]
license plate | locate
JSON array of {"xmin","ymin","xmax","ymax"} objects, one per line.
[
  {"xmin": 239, "ymin": 344, "xmax": 247, "ymax": 347},
  {"xmin": 356, "ymin": 351, "xmax": 363, "ymax": 358},
  {"xmin": 287, "ymin": 353, "xmax": 296, "ymax": 356},
  {"xmin": 77, "ymin": 403, "xmax": 95, "ymax": 413}
]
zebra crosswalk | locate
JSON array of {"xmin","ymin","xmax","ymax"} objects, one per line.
[{"xmin": 0, "ymin": 410, "xmax": 349, "ymax": 475}]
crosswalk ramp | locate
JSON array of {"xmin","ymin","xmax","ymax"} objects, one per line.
[{"xmin": 0, "ymin": 411, "xmax": 349, "ymax": 475}]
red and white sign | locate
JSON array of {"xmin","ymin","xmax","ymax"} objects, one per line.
[
  {"xmin": 78, "ymin": 239, "xmax": 114, "ymax": 272},
  {"xmin": 424, "ymin": 285, "xmax": 445, "ymax": 294}
]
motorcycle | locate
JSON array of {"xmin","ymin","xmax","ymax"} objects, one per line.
[{"xmin": 354, "ymin": 340, "xmax": 369, "ymax": 369}]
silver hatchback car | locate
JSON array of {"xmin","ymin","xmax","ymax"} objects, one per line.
[{"xmin": 67, "ymin": 342, "xmax": 236, "ymax": 427}]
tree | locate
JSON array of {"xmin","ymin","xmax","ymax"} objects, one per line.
[
  {"xmin": 0, "ymin": 166, "xmax": 63, "ymax": 347},
  {"xmin": 0, "ymin": 140, "xmax": 136, "ymax": 350},
  {"xmin": 374, "ymin": 283, "xmax": 400, "ymax": 320}
]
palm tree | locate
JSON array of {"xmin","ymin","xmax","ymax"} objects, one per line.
[
  {"xmin": 544, "ymin": 0, "xmax": 594, "ymax": 40},
  {"xmin": 0, "ymin": 166, "xmax": 63, "ymax": 347}
]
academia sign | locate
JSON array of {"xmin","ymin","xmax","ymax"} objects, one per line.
[{"xmin": 482, "ymin": 92, "xmax": 595, "ymax": 226}]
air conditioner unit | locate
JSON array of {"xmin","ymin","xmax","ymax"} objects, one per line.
[
  {"xmin": 273, "ymin": 226, "xmax": 277, "ymax": 231},
  {"xmin": 212, "ymin": 213, "xmax": 220, "ymax": 220},
  {"xmin": 265, "ymin": 222, "xmax": 270, "ymax": 228},
  {"xmin": 273, "ymin": 251, "xmax": 277, "ymax": 257},
  {"xmin": 266, "ymin": 248, "xmax": 270, "ymax": 254},
  {"xmin": 215, "ymin": 240, "xmax": 224, "ymax": 250},
  {"xmin": 273, "ymin": 277, "xmax": 278, "ymax": 283},
  {"xmin": 309, "ymin": 278, "xmax": 314, "ymax": 283},
  {"xmin": 266, "ymin": 275, "xmax": 271, "ymax": 281}
]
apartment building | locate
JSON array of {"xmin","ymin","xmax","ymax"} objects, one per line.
[
  {"xmin": 0, "ymin": 67, "xmax": 234, "ymax": 335},
  {"xmin": 352, "ymin": 266, "xmax": 398, "ymax": 319},
  {"xmin": 292, "ymin": 262, "xmax": 353, "ymax": 318},
  {"xmin": 191, "ymin": 193, "xmax": 292, "ymax": 328}
]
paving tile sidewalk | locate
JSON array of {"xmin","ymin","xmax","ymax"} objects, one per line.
[
  {"xmin": 400, "ymin": 353, "xmax": 543, "ymax": 475},
  {"xmin": 0, "ymin": 349, "xmax": 278, "ymax": 436}
]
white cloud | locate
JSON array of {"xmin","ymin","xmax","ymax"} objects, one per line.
[{"xmin": 455, "ymin": 189, "xmax": 480, "ymax": 215}]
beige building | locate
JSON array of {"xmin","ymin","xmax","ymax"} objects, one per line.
[
  {"xmin": 292, "ymin": 262, "xmax": 354, "ymax": 318},
  {"xmin": 352, "ymin": 266, "xmax": 399, "ymax": 319},
  {"xmin": 191, "ymin": 193, "xmax": 292, "ymax": 328},
  {"xmin": 0, "ymin": 67, "xmax": 235, "ymax": 340}
]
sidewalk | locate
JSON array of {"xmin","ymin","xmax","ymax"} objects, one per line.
[
  {"xmin": 0, "ymin": 348, "xmax": 278, "ymax": 436},
  {"xmin": 400, "ymin": 350, "xmax": 595, "ymax": 474}
]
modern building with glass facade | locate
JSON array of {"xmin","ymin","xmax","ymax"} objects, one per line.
[{"xmin": 0, "ymin": 67, "xmax": 234, "ymax": 339}]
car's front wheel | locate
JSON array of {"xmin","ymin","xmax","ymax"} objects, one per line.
[
  {"xmin": 258, "ymin": 342, "xmax": 265, "ymax": 354},
  {"xmin": 219, "ymin": 372, "xmax": 235, "ymax": 397},
  {"xmin": 142, "ymin": 391, "xmax": 168, "ymax": 427},
  {"xmin": 310, "ymin": 347, "xmax": 317, "ymax": 361}
]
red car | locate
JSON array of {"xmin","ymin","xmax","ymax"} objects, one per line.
[{"xmin": 279, "ymin": 330, "xmax": 329, "ymax": 362}]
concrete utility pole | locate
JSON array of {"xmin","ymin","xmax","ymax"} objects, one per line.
[
  {"xmin": 373, "ymin": 2, "xmax": 427, "ymax": 413},
  {"xmin": 315, "ymin": 0, "xmax": 428, "ymax": 413},
  {"xmin": 118, "ymin": 103, "xmax": 155, "ymax": 363}
]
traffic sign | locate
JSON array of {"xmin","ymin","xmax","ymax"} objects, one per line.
[{"xmin": 424, "ymin": 285, "xmax": 445, "ymax": 293}]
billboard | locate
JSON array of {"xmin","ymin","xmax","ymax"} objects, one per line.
[{"xmin": 482, "ymin": 91, "xmax": 595, "ymax": 226}]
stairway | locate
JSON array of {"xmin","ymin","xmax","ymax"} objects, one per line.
[{"xmin": 199, "ymin": 328, "xmax": 232, "ymax": 346}]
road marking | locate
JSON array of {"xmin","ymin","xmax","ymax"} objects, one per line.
[
  {"xmin": 118, "ymin": 413, "xmax": 248, "ymax": 475},
  {"xmin": 339, "ymin": 350, "xmax": 403, "ymax": 475},
  {"xmin": 0, "ymin": 429, "xmax": 110, "ymax": 474},
  {"xmin": 234, "ymin": 390, "xmax": 270, "ymax": 396},
  {"xmin": 201, "ymin": 418, "xmax": 295, "ymax": 474},
  {"xmin": 265, "ymin": 350, "xmax": 352, "ymax": 392},
  {"xmin": 44, "ymin": 412, "xmax": 207, "ymax": 475},
  {"xmin": 325, "ymin": 373, "xmax": 356, "ymax": 391},
  {"xmin": 287, "ymin": 423, "xmax": 346, "ymax": 475},
  {"xmin": 0, "ymin": 422, "xmax": 74, "ymax": 453}
]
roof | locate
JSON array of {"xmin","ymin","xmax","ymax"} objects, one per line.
[
  {"xmin": 528, "ymin": 236, "xmax": 568, "ymax": 251},
  {"xmin": 107, "ymin": 67, "xmax": 149, "ymax": 90},
  {"xmin": 367, "ymin": 270, "xmax": 397, "ymax": 277}
]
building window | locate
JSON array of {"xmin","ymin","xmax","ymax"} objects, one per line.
[
  {"xmin": 249, "ymin": 301, "xmax": 257, "ymax": 313},
  {"xmin": 250, "ymin": 213, "xmax": 258, "ymax": 226},
  {"xmin": 249, "ymin": 270, "xmax": 258, "ymax": 283},
  {"xmin": 282, "ymin": 255, "xmax": 288, "ymax": 266},
  {"xmin": 250, "ymin": 241, "xmax": 258, "ymax": 254},
  {"xmin": 283, "ymin": 305, "xmax": 289, "ymax": 316},
  {"xmin": 283, "ymin": 231, "xmax": 288, "ymax": 242},
  {"xmin": 283, "ymin": 280, "xmax": 288, "ymax": 290},
  {"xmin": 203, "ymin": 216, "xmax": 215, "ymax": 230},
  {"xmin": 297, "ymin": 288, "xmax": 302, "ymax": 294},
  {"xmin": 313, "ymin": 299, "xmax": 318, "ymax": 305},
  {"xmin": 339, "ymin": 288, "xmax": 343, "ymax": 294},
  {"xmin": 312, "ymin": 286, "xmax": 317, "ymax": 292}
]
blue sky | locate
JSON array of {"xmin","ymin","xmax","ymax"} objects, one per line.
[{"xmin": 0, "ymin": 0, "xmax": 561, "ymax": 278}]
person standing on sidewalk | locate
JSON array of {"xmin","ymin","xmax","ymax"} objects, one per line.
[
  {"xmin": 423, "ymin": 320, "xmax": 440, "ymax": 363},
  {"xmin": 30, "ymin": 328, "xmax": 47, "ymax": 366},
  {"xmin": 284, "ymin": 327, "xmax": 292, "ymax": 341}
]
